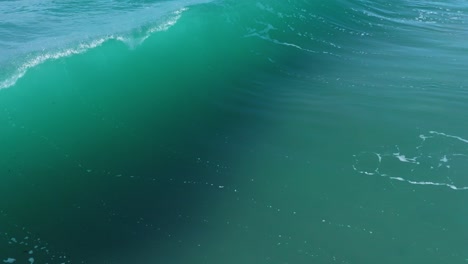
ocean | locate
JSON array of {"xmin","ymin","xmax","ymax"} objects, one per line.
[{"xmin": 1, "ymin": 0, "xmax": 467, "ymax": 263}]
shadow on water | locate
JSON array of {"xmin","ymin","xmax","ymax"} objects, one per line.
[{"xmin": 0, "ymin": 1, "xmax": 347, "ymax": 263}]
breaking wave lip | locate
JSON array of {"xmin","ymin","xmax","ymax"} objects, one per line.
[
  {"xmin": 0, "ymin": 37, "xmax": 112, "ymax": 90},
  {"xmin": 0, "ymin": 8, "xmax": 187, "ymax": 91}
]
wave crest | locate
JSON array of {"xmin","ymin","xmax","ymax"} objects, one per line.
[{"xmin": 0, "ymin": 8, "xmax": 187, "ymax": 90}]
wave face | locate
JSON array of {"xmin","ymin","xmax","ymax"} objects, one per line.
[{"xmin": 1, "ymin": 0, "xmax": 468, "ymax": 263}]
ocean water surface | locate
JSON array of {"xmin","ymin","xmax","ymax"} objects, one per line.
[{"xmin": 1, "ymin": 0, "xmax": 468, "ymax": 263}]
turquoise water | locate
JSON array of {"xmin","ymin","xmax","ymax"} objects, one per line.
[{"xmin": 1, "ymin": 0, "xmax": 468, "ymax": 263}]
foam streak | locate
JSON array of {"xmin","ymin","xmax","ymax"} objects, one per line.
[{"xmin": 353, "ymin": 131, "xmax": 468, "ymax": 191}]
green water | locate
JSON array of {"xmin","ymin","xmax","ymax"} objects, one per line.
[{"xmin": 1, "ymin": 0, "xmax": 468, "ymax": 263}]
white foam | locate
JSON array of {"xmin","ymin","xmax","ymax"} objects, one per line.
[
  {"xmin": 354, "ymin": 131, "xmax": 468, "ymax": 191},
  {"xmin": 405, "ymin": 179, "xmax": 468, "ymax": 190},
  {"xmin": 3, "ymin": 259, "xmax": 16, "ymax": 263},
  {"xmin": 0, "ymin": 8, "xmax": 187, "ymax": 90},
  {"xmin": 375, "ymin": 153, "xmax": 382, "ymax": 163},
  {"xmin": 393, "ymin": 153, "xmax": 418, "ymax": 164},
  {"xmin": 28, "ymin": 257, "xmax": 34, "ymax": 264},
  {"xmin": 137, "ymin": 8, "xmax": 187, "ymax": 45},
  {"xmin": 429, "ymin": 131, "xmax": 468, "ymax": 144},
  {"xmin": 419, "ymin": 134, "xmax": 430, "ymax": 140},
  {"xmin": 0, "ymin": 37, "xmax": 108, "ymax": 90}
]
